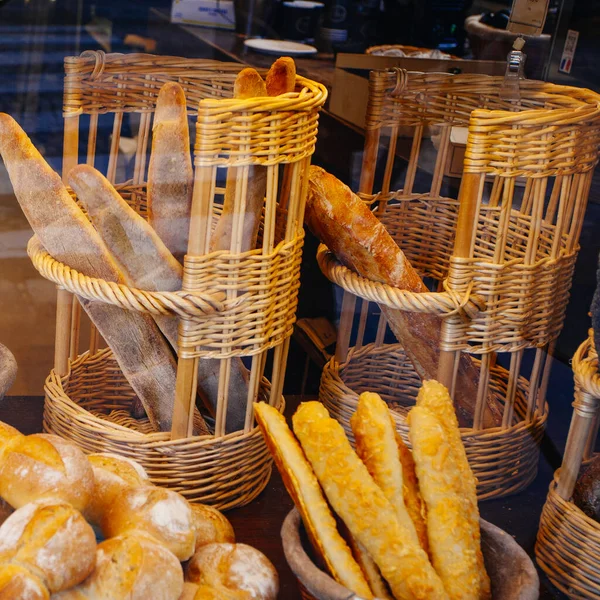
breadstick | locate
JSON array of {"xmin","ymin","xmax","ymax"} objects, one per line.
[
  {"xmin": 254, "ymin": 402, "xmax": 373, "ymax": 598},
  {"xmin": 148, "ymin": 82, "xmax": 193, "ymax": 263},
  {"xmin": 416, "ymin": 380, "xmax": 490, "ymax": 599},
  {"xmin": 69, "ymin": 165, "xmax": 251, "ymax": 433},
  {"xmin": 0, "ymin": 113, "xmax": 177, "ymax": 432},
  {"xmin": 266, "ymin": 57, "xmax": 296, "ymax": 96},
  {"xmin": 408, "ymin": 405, "xmax": 483, "ymax": 600},
  {"xmin": 347, "ymin": 536, "xmax": 393, "ymax": 600},
  {"xmin": 306, "ymin": 165, "xmax": 502, "ymax": 429},
  {"xmin": 293, "ymin": 401, "xmax": 448, "ymax": 600},
  {"xmin": 351, "ymin": 392, "xmax": 428, "ymax": 553}
]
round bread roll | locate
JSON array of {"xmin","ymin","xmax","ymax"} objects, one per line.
[
  {"xmin": 0, "ymin": 421, "xmax": 22, "ymax": 450},
  {"xmin": 0, "ymin": 499, "xmax": 96, "ymax": 593},
  {"xmin": 85, "ymin": 453, "xmax": 149, "ymax": 529},
  {"xmin": 190, "ymin": 503, "xmax": 235, "ymax": 551},
  {"xmin": 186, "ymin": 543, "xmax": 278, "ymax": 600},
  {"xmin": 104, "ymin": 486, "xmax": 195, "ymax": 561},
  {"xmin": 53, "ymin": 532, "xmax": 184, "ymax": 600},
  {"xmin": 0, "ymin": 563, "xmax": 49, "ymax": 600},
  {"xmin": 180, "ymin": 582, "xmax": 249, "ymax": 599},
  {"xmin": 0, "ymin": 433, "xmax": 94, "ymax": 511}
]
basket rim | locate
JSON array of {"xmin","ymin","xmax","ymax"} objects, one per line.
[
  {"xmin": 572, "ymin": 334, "xmax": 600, "ymax": 396},
  {"xmin": 322, "ymin": 341, "xmax": 549, "ymax": 436},
  {"xmin": 44, "ymin": 347, "xmax": 283, "ymax": 445}
]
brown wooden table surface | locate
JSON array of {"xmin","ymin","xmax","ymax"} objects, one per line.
[{"xmin": 0, "ymin": 394, "xmax": 566, "ymax": 598}]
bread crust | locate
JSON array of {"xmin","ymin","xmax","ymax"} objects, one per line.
[
  {"xmin": 306, "ymin": 165, "xmax": 502, "ymax": 428},
  {"xmin": 293, "ymin": 401, "xmax": 448, "ymax": 600},
  {"xmin": 189, "ymin": 503, "xmax": 235, "ymax": 551},
  {"xmin": 254, "ymin": 402, "xmax": 373, "ymax": 597},
  {"xmin": 265, "ymin": 57, "xmax": 296, "ymax": 96},
  {"xmin": 0, "ymin": 564, "xmax": 49, "ymax": 600}
]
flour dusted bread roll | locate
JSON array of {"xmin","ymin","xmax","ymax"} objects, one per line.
[
  {"xmin": 0, "ymin": 564, "xmax": 49, "ymax": 600},
  {"xmin": 186, "ymin": 543, "xmax": 278, "ymax": 600},
  {"xmin": 306, "ymin": 165, "xmax": 502, "ymax": 429},
  {"xmin": 0, "ymin": 420, "xmax": 22, "ymax": 449},
  {"xmin": 408, "ymin": 405, "xmax": 485, "ymax": 600},
  {"xmin": 351, "ymin": 392, "xmax": 428, "ymax": 554},
  {"xmin": 103, "ymin": 486, "xmax": 195, "ymax": 561},
  {"xmin": 53, "ymin": 531, "xmax": 184, "ymax": 600},
  {"xmin": 84, "ymin": 453, "xmax": 149, "ymax": 529},
  {"xmin": 190, "ymin": 503, "xmax": 235, "ymax": 551},
  {"xmin": 254, "ymin": 402, "xmax": 373, "ymax": 598},
  {"xmin": 0, "ymin": 499, "xmax": 96, "ymax": 593},
  {"xmin": 147, "ymin": 81, "xmax": 193, "ymax": 263},
  {"xmin": 0, "ymin": 434, "xmax": 93, "ymax": 511},
  {"xmin": 293, "ymin": 401, "xmax": 448, "ymax": 600}
]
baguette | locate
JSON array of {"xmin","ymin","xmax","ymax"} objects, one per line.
[
  {"xmin": 265, "ymin": 57, "xmax": 296, "ymax": 96},
  {"xmin": 408, "ymin": 405, "xmax": 484, "ymax": 600},
  {"xmin": 306, "ymin": 165, "xmax": 502, "ymax": 428},
  {"xmin": 351, "ymin": 392, "xmax": 428, "ymax": 554},
  {"xmin": 253, "ymin": 402, "xmax": 373, "ymax": 598},
  {"xmin": 0, "ymin": 113, "xmax": 179, "ymax": 432},
  {"xmin": 416, "ymin": 380, "xmax": 490, "ymax": 599},
  {"xmin": 347, "ymin": 536, "xmax": 393, "ymax": 600},
  {"xmin": 69, "ymin": 165, "xmax": 219, "ymax": 434},
  {"xmin": 293, "ymin": 401, "xmax": 448, "ymax": 600},
  {"xmin": 147, "ymin": 82, "xmax": 193, "ymax": 263}
]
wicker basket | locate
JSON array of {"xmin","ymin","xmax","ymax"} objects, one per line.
[
  {"xmin": 318, "ymin": 69, "xmax": 600, "ymax": 500},
  {"xmin": 28, "ymin": 51, "xmax": 327, "ymax": 509},
  {"xmin": 536, "ymin": 334, "xmax": 600, "ymax": 598}
]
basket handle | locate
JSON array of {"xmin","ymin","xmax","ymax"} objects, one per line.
[{"xmin": 556, "ymin": 334, "xmax": 600, "ymax": 499}]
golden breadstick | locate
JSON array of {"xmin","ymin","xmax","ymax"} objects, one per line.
[
  {"xmin": 266, "ymin": 57, "xmax": 296, "ymax": 96},
  {"xmin": 347, "ymin": 536, "xmax": 392, "ymax": 600},
  {"xmin": 254, "ymin": 403, "xmax": 372, "ymax": 598},
  {"xmin": 234, "ymin": 67, "xmax": 267, "ymax": 98},
  {"xmin": 416, "ymin": 380, "xmax": 490, "ymax": 599},
  {"xmin": 408, "ymin": 405, "xmax": 482, "ymax": 600},
  {"xmin": 293, "ymin": 401, "xmax": 448, "ymax": 600},
  {"xmin": 351, "ymin": 392, "xmax": 428, "ymax": 554}
]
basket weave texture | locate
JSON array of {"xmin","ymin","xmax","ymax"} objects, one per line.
[
  {"xmin": 32, "ymin": 51, "xmax": 327, "ymax": 509},
  {"xmin": 319, "ymin": 69, "xmax": 600, "ymax": 500},
  {"xmin": 536, "ymin": 335, "xmax": 600, "ymax": 599}
]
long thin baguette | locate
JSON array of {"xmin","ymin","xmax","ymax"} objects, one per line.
[
  {"xmin": 253, "ymin": 403, "xmax": 373, "ymax": 598},
  {"xmin": 408, "ymin": 405, "xmax": 483, "ymax": 600},
  {"xmin": 293, "ymin": 401, "xmax": 448, "ymax": 600},
  {"xmin": 147, "ymin": 82, "xmax": 193, "ymax": 263},
  {"xmin": 416, "ymin": 380, "xmax": 490, "ymax": 599},
  {"xmin": 306, "ymin": 165, "xmax": 502, "ymax": 428},
  {"xmin": 69, "ymin": 165, "xmax": 249, "ymax": 433},
  {"xmin": 351, "ymin": 392, "xmax": 429, "ymax": 554},
  {"xmin": 347, "ymin": 536, "xmax": 393, "ymax": 600},
  {"xmin": 0, "ymin": 113, "xmax": 176, "ymax": 432}
]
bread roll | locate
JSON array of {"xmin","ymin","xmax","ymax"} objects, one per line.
[
  {"xmin": 52, "ymin": 532, "xmax": 184, "ymax": 600},
  {"xmin": 0, "ymin": 564, "xmax": 49, "ymax": 600},
  {"xmin": 0, "ymin": 113, "xmax": 181, "ymax": 433},
  {"xmin": 103, "ymin": 486, "xmax": 195, "ymax": 561},
  {"xmin": 0, "ymin": 420, "xmax": 22, "ymax": 449},
  {"xmin": 0, "ymin": 499, "xmax": 96, "ymax": 593},
  {"xmin": 84, "ymin": 453, "xmax": 149, "ymax": 528},
  {"xmin": 254, "ymin": 403, "xmax": 373, "ymax": 598},
  {"xmin": 293, "ymin": 401, "xmax": 448, "ymax": 600},
  {"xmin": 0, "ymin": 434, "xmax": 94, "ymax": 511},
  {"xmin": 179, "ymin": 582, "xmax": 247, "ymax": 600},
  {"xmin": 306, "ymin": 165, "xmax": 502, "ymax": 429},
  {"xmin": 408, "ymin": 405, "xmax": 483, "ymax": 600},
  {"xmin": 147, "ymin": 82, "xmax": 193, "ymax": 263},
  {"xmin": 190, "ymin": 503, "xmax": 235, "ymax": 551},
  {"xmin": 186, "ymin": 543, "xmax": 278, "ymax": 600},
  {"xmin": 351, "ymin": 392, "xmax": 428, "ymax": 553}
]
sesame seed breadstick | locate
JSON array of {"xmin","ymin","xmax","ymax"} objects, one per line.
[
  {"xmin": 293, "ymin": 401, "xmax": 448, "ymax": 600},
  {"xmin": 254, "ymin": 403, "xmax": 373, "ymax": 598},
  {"xmin": 408, "ymin": 405, "xmax": 483, "ymax": 600}
]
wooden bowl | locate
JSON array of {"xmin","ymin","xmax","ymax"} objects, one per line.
[
  {"xmin": 0, "ymin": 343, "xmax": 16, "ymax": 401},
  {"xmin": 281, "ymin": 508, "xmax": 539, "ymax": 600}
]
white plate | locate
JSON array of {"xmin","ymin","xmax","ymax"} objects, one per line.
[{"xmin": 243, "ymin": 39, "xmax": 318, "ymax": 56}]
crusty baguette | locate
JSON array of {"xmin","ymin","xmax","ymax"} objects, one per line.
[
  {"xmin": 148, "ymin": 82, "xmax": 193, "ymax": 263},
  {"xmin": 408, "ymin": 405, "xmax": 484, "ymax": 600},
  {"xmin": 0, "ymin": 113, "xmax": 178, "ymax": 432},
  {"xmin": 69, "ymin": 165, "xmax": 220, "ymax": 434},
  {"xmin": 293, "ymin": 401, "xmax": 448, "ymax": 600},
  {"xmin": 351, "ymin": 392, "xmax": 428, "ymax": 554},
  {"xmin": 306, "ymin": 165, "xmax": 502, "ymax": 428},
  {"xmin": 416, "ymin": 380, "xmax": 490, "ymax": 599},
  {"xmin": 254, "ymin": 402, "xmax": 373, "ymax": 598},
  {"xmin": 348, "ymin": 536, "xmax": 393, "ymax": 599}
]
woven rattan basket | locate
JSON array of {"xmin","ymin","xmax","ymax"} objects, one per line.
[
  {"xmin": 28, "ymin": 51, "xmax": 326, "ymax": 509},
  {"xmin": 318, "ymin": 69, "xmax": 600, "ymax": 500},
  {"xmin": 536, "ymin": 334, "xmax": 600, "ymax": 598}
]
